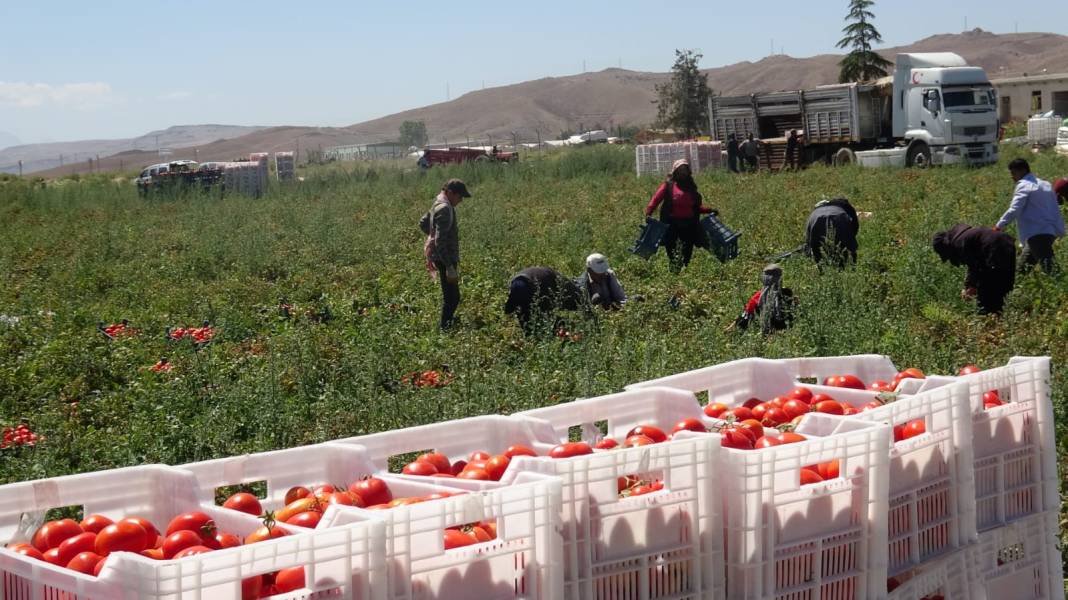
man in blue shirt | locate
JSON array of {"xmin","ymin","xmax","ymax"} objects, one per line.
[{"xmin": 994, "ymin": 159, "xmax": 1066, "ymax": 274}]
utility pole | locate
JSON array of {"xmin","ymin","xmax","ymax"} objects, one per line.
[
  {"xmin": 17, "ymin": 160, "xmax": 22, "ymax": 177},
  {"xmin": 582, "ymin": 60, "xmax": 586, "ymax": 73},
  {"xmin": 446, "ymin": 83, "xmax": 450, "ymax": 101}
]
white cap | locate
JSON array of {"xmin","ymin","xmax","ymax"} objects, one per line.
[{"xmin": 586, "ymin": 253, "xmax": 609, "ymax": 274}]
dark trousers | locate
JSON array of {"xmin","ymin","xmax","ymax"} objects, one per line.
[
  {"xmin": 744, "ymin": 156, "xmax": 758, "ymax": 171},
  {"xmin": 727, "ymin": 155, "xmax": 739, "ymax": 173},
  {"xmin": 662, "ymin": 219, "xmax": 708, "ymax": 271},
  {"xmin": 1019, "ymin": 234, "xmax": 1056, "ymax": 274},
  {"xmin": 977, "ymin": 247, "xmax": 1016, "ymax": 315},
  {"xmin": 434, "ymin": 261, "xmax": 460, "ymax": 330},
  {"xmin": 808, "ymin": 217, "xmax": 858, "ymax": 268}
]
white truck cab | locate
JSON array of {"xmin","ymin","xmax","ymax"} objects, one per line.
[{"xmin": 890, "ymin": 53, "xmax": 998, "ymax": 166}]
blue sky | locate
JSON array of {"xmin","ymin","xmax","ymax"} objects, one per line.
[{"xmin": 2, "ymin": 0, "xmax": 1066, "ymax": 144}]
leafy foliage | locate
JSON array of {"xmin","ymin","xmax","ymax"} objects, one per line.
[
  {"xmin": 836, "ymin": 0, "xmax": 893, "ymax": 83},
  {"xmin": 655, "ymin": 50, "xmax": 712, "ymax": 138},
  {"xmin": 399, "ymin": 120, "xmax": 428, "ymax": 148}
]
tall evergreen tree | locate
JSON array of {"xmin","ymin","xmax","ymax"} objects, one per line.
[
  {"xmin": 655, "ymin": 50, "xmax": 713, "ymax": 138},
  {"xmin": 836, "ymin": 0, "xmax": 893, "ymax": 83}
]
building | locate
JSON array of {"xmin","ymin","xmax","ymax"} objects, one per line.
[
  {"xmin": 991, "ymin": 73, "xmax": 1068, "ymax": 122},
  {"xmin": 324, "ymin": 142, "xmax": 407, "ymax": 161}
]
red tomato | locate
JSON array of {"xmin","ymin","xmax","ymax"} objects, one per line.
[
  {"xmin": 719, "ymin": 426, "xmax": 755, "ymax": 450},
  {"xmin": 286, "ymin": 511, "xmax": 322, "ymax": 528},
  {"xmin": 868, "ymin": 380, "xmax": 893, "ymax": 392},
  {"xmin": 284, "ymin": 486, "xmax": 312, "ymax": 506},
  {"xmin": 594, "ymin": 437, "xmax": 618, "ymax": 450},
  {"xmin": 671, "ymin": 418, "xmax": 707, "ymax": 435},
  {"xmin": 416, "ymin": 452, "xmax": 452, "ymax": 474},
  {"xmin": 779, "ymin": 432, "xmax": 807, "ymax": 444},
  {"xmin": 782, "ymin": 399, "xmax": 810, "ymax": 419},
  {"xmin": 958, "ymin": 365, "xmax": 981, "ymax": 375},
  {"xmin": 484, "ymin": 455, "xmax": 511, "ymax": 481},
  {"xmin": 173, "ymin": 545, "xmax": 214, "ymax": 559},
  {"xmin": 824, "ymin": 375, "xmax": 866, "ymax": 390},
  {"xmin": 787, "ymin": 387, "xmax": 814, "ymax": 403},
  {"xmin": 750, "ymin": 403, "xmax": 769, "ymax": 422},
  {"xmin": 861, "ymin": 400, "xmax": 884, "ymax": 411},
  {"xmin": 95, "ymin": 521, "xmax": 147, "ymax": 557},
  {"xmin": 140, "ymin": 548, "xmax": 165, "ymax": 560},
  {"xmin": 79, "ymin": 514, "xmax": 114, "ymax": 535},
  {"xmin": 731, "ymin": 406, "xmax": 754, "ymax": 421},
  {"xmin": 742, "ymin": 398, "xmax": 763, "ymax": 409},
  {"xmin": 628, "ymin": 484, "xmax": 654, "ymax": 496},
  {"xmin": 818, "ymin": 460, "xmax": 841, "ymax": 480},
  {"xmin": 458, "ymin": 468, "xmax": 491, "ymax": 480},
  {"xmin": 548, "ymin": 442, "xmax": 592, "ymax": 459},
  {"xmin": 767, "ymin": 396, "xmax": 787, "ymax": 408},
  {"xmin": 800, "ymin": 469, "xmax": 824, "ymax": 485},
  {"xmin": 245, "ymin": 525, "xmax": 289, "ymax": 545},
  {"xmin": 43, "ymin": 547, "xmax": 63, "ymax": 565},
  {"xmin": 754, "ymin": 436, "xmax": 782, "ymax": 449},
  {"xmin": 443, "ymin": 529, "xmax": 476, "ymax": 549},
  {"xmin": 402, "ymin": 461, "xmax": 438, "ymax": 476},
  {"xmin": 468, "ymin": 451, "xmax": 491, "ymax": 462},
  {"xmin": 223, "ymin": 493, "xmax": 263, "ymax": 516},
  {"xmin": 162, "ymin": 530, "xmax": 203, "ymax": 559},
  {"xmin": 449, "ymin": 460, "xmax": 468, "ymax": 475},
  {"xmin": 241, "ymin": 575, "xmax": 263, "ymax": 600},
  {"xmin": 165, "ymin": 512, "xmax": 215, "ymax": 538},
  {"xmin": 7, "ymin": 543, "xmax": 44, "ymax": 561},
  {"xmin": 623, "ymin": 434, "xmax": 655, "ymax": 447},
  {"xmin": 215, "ymin": 532, "xmax": 241, "ymax": 549},
  {"xmin": 349, "ymin": 477, "xmax": 392, "ymax": 506},
  {"xmin": 983, "ymin": 390, "xmax": 1002, "ymax": 408},
  {"xmin": 56, "ymin": 532, "xmax": 97, "ymax": 566},
  {"xmin": 703, "ymin": 402, "xmax": 729, "ymax": 418},
  {"xmin": 762, "ymin": 407, "xmax": 789, "ymax": 426},
  {"xmin": 504, "ymin": 445, "xmax": 537, "ymax": 458},
  {"xmin": 311, "ymin": 484, "xmax": 336, "ymax": 496},
  {"xmin": 34, "ymin": 519, "xmax": 83, "ymax": 551},
  {"xmin": 814, "ymin": 400, "xmax": 845, "ymax": 415},
  {"xmin": 118, "ymin": 517, "xmax": 159, "ymax": 544},
  {"xmin": 626, "ymin": 425, "xmax": 667, "ymax": 443},
  {"xmin": 898, "ymin": 367, "xmax": 925, "ymax": 380},
  {"xmin": 902, "ymin": 419, "xmax": 926, "ymax": 440},
  {"xmin": 736, "ymin": 419, "xmax": 764, "ymax": 442},
  {"xmin": 618, "ymin": 475, "xmax": 640, "ymax": 493},
  {"xmin": 274, "ymin": 566, "xmax": 305, "ymax": 593},
  {"xmin": 66, "ymin": 551, "xmax": 103, "ymax": 575},
  {"xmin": 843, "ymin": 406, "xmax": 861, "ymax": 415}
]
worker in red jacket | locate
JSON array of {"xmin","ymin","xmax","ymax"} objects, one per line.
[
  {"xmin": 645, "ymin": 159, "xmax": 715, "ymax": 271},
  {"xmin": 1054, "ymin": 178, "xmax": 1067, "ymax": 205}
]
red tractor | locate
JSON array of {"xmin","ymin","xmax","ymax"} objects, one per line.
[{"xmin": 417, "ymin": 146, "xmax": 518, "ymax": 168}]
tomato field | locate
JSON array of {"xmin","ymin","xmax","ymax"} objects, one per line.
[{"xmin": 0, "ymin": 145, "xmax": 1066, "ymax": 571}]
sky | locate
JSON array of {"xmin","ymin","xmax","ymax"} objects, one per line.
[{"xmin": 2, "ymin": 0, "xmax": 1067, "ymax": 145}]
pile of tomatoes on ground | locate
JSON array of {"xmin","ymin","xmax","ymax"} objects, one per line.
[
  {"xmin": 6, "ymin": 511, "xmax": 302, "ymax": 598},
  {"xmin": 98, "ymin": 321, "xmax": 136, "ymax": 339},
  {"xmin": 400, "ymin": 369, "xmax": 453, "ymax": 389},
  {"xmin": 168, "ymin": 325, "xmax": 215, "ymax": 344},
  {"xmin": 1, "ymin": 423, "xmax": 39, "ymax": 449}
]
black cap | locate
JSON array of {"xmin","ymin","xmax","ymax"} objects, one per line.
[{"xmin": 444, "ymin": 178, "xmax": 471, "ymax": 198}]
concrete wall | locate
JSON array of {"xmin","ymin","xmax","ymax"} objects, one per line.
[{"xmin": 993, "ymin": 76, "xmax": 1068, "ymax": 122}]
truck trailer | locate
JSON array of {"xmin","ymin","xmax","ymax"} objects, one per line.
[{"xmin": 709, "ymin": 53, "xmax": 999, "ymax": 168}]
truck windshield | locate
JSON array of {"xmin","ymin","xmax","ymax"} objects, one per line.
[{"xmin": 942, "ymin": 87, "xmax": 994, "ymax": 110}]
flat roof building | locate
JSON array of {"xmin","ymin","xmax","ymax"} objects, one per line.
[{"xmin": 991, "ymin": 72, "xmax": 1068, "ymax": 122}]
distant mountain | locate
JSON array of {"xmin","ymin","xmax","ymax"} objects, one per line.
[
  {"xmin": 32, "ymin": 29, "xmax": 1068, "ymax": 177},
  {"xmin": 0, "ymin": 125, "xmax": 267, "ymax": 174},
  {"xmin": 0, "ymin": 131, "xmax": 21, "ymax": 151}
]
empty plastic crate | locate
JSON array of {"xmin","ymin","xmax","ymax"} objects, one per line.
[
  {"xmin": 630, "ymin": 218, "xmax": 669, "ymax": 260},
  {"xmin": 699, "ymin": 214, "xmax": 741, "ymax": 262},
  {"xmin": 182, "ymin": 442, "xmax": 562, "ymax": 600},
  {"xmin": 886, "ymin": 546, "xmax": 976, "ymax": 600},
  {"xmin": 968, "ymin": 509, "xmax": 1065, "ymax": 600},
  {"xmin": 0, "ymin": 464, "xmax": 384, "ymax": 600},
  {"xmin": 342, "ymin": 411, "xmax": 720, "ymax": 600}
]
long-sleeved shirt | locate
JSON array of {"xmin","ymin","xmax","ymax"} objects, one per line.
[
  {"xmin": 996, "ymin": 174, "xmax": 1066, "ymax": 243},
  {"xmin": 645, "ymin": 182, "xmax": 713, "ymax": 220},
  {"xmin": 579, "ymin": 270, "xmax": 626, "ymax": 307},
  {"xmin": 932, "ymin": 224, "xmax": 1016, "ymax": 289},
  {"xmin": 426, "ymin": 192, "xmax": 460, "ymax": 266}
]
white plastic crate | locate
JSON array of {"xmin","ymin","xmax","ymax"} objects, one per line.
[
  {"xmin": 182, "ymin": 442, "xmax": 563, "ymax": 600},
  {"xmin": 886, "ymin": 546, "xmax": 976, "ymax": 600},
  {"xmin": 1027, "ymin": 116, "xmax": 1061, "ymax": 146},
  {"xmin": 0, "ymin": 464, "xmax": 384, "ymax": 600},
  {"xmin": 968, "ymin": 509, "xmax": 1065, "ymax": 600},
  {"xmin": 342, "ymin": 410, "xmax": 721, "ymax": 600},
  {"xmin": 635, "ymin": 142, "xmax": 723, "ymax": 177},
  {"xmin": 905, "ymin": 357, "xmax": 1059, "ymax": 532},
  {"xmin": 843, "ymin": 382, "xmax": 978, "ymax": 576}
]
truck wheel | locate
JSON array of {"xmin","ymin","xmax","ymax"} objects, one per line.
[
  {"xmin": 832, "ymin": 148, "xmax": 856, "ymax": 167},
  {"xmin": 907, "ymin": 142, "xmax": 931, "ymax": 168}
]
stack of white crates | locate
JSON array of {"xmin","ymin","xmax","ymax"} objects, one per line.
[
  {"xmin": 221, "ymin": 153, "xmax": 270, "ymax": 197},
  {"xmin": 1026, "ymin": 116, "xmax": 1062, "ymax": 146},
  {"xmin": 275, "ymin": 151, "xmax": 296, "ymax": 182},
  {"xmin": 635, "ymin": 142, "xmax": 723, "ymax": 177}
]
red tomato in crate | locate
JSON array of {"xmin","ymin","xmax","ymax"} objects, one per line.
[
  {"xmin": 286, "ymin": 511, "xmax": 322, "ymax": 528},
  {"xmin": 241, "ymin": 575, "xmax": 264, "ymax": 600},
  {"xmin": 731, "ymin": 406, "xmax": 755, "ymax": 421},
  {"xmin": 750, "ymin": 403, "xmax": 769, "ymax": 422},
  {"xmin": 671, "ymin": 418, "xmax": 707, "ymax": 435},
  {"xmin": 66, "ymin": 551, "xmax": 103, "ymax": 575},
  {"xmin": 754, "ymin": 436, "xmax": 782, "ymax": 449},
  {"xmin": 245, "ymin": 525, "xmax": 289, "ymax": 545},
  {"xmin": 742, "ymin": 398, "xmax": 763, "ymax": 409},
  {"xmin": 173, "ymin": 545, "xmax": 214, "ymax": 558},
  {"xmin": 814, "ymin": 400, "xmax": 844, "ymax": 415},
  {"xmin": 594, "ymin": 438, "xmax": 618, "ymax": 450},
  {"xmin": 868, "ymin": 380, "xmax": 893, "ymax": 392},
  {"xmin": 165, "ymin": 512, "xmax": 215, "ymax": 538},
  {"xmin": 484, "ymin": 455, "xmax": 511, "ymax": 481},
  {"xmin": 823, "ymin": 375, "xmax": 866, "ymax": 390},
  {"xmin": 6, "ymin": 543, "xmax": 44, "ymax": 561},
  {"xmin": 215, "ymin": 532, "xmax": 241, "ymax": 549},
  {"xmin": 626, "ymin": 425, "xmax": 667, "ymax": 443},
  {"xmin": 43, "ymin": 548, "xmax": 63, "ymax": 565},
  {"xmin": 458, "ymin": 468, "xmax": 491, "ymax": 481},
  {"xmin": 274, "ymin": 566, "xmax": 305, "ymax": 593},
  {"xmin": 958, "ymin": 365, "xmax": 981, "ymax": 375},
  {"xmin": 56, "ymin": 532, "xmax": 97, "ymax": 566},
  {"xmin": 443, "ymin": 529, "xmax": 476, "ymax": 549},
  {"xmin": 162, "ymin": 530, "xmax": 203, "ymax": 559},
  {"xmin": 416, "ymin": 452, "xmax": 452, "ymax": 474},
  {"xmin": 623, "ymin": 434, "xmax": 655, "ymax": 448},
  {"xmin": 34, "ymin": 519, "xmax": 83, "ymax": 552},
  {"xmin": 223, "ymin": 493, "xmax": 263, "ymax": 516},
  {"xmin": 787, "ymin": 387, "xmax": 813, "ymax": 403},
  {"xmin": 817, "ymin": 460, "xmax": 840, "ymax": 480},
  {"xmin": 703, "ymin": 402, "xmax": 729, "ymax": 418},
  {"xmin": 95, "ymin": 521, "xmax": 148, "ymax": 556},
  {"xmin": 983, "ymin": 390, "xmax": 1003, "ymax": 409},
  {"xmin": 902, "ymin": 419, "xmax": 926, "ymax": 440},
  {"xmin": 449, "ymin": 460, "xmax": 468, "ymax": 475},
  {"xmin": 403, "ymin": 461, "xmax": 438, "ymax": 476},
  {"xmin": 468, "ymin": 451, "xmax": 491, "ymax": 462},
  {"xmin": 284, "ymin": 486, "xmax": 312, "ymax": 505},
  {"xmin": 548, "ymin": 442, "xmax": 592, "ymax": 459},
  {"xmin": 779, "ymin": 432, "xmax": 806, "ymax": 445},
  {"xmin": 79, "ymin": 514, "xmax": 114, "ymax": 535},
  {"xmin": 504, "ymin": 445, "xmax": 537, "ymax": 458},
  {"xmin": 800, "ymin": 469, "xmax": 824, "ymax": 485},
  {"xmin": 842, "ymin": 406, "xmax": 861, "ymax": 415},
  {"xmin": 782, "ymin": 399, "xmax": 810, "ymax": 419},
  {"xmin": 719, "ymin": 426, "xmax": 755, "ymax": 450},
  {"xmin": 736, "ymin": 419, "xmax": 763, "ymax": 442},
  {"xmin": 349, "ymin": 477, "xmax": 392, "ymax": 506},
  {"xmin": 762, "ymin": 407, "xmax": 789, "ymax": 427}
]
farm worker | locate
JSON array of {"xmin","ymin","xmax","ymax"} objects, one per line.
[
  {"xmin": 782, "ymin": 130, "xmax": 800, "ymax": 171},
  {"xmin": 1053, "ymin": 177, "xmax": 1067, "ymax": 206},
  {"xmin": 503, "ymin": 267, "xmax": 583, "ymax": 333},
  {"xmin": 805, "ymin": 198, "xmax": 860, "ymax": 268},
  {"xmin": 932, "ymin": 224, "xmax": 1016, "ymax": 315},
  {"xmin": 645, "ymin": 159, "xmax": 715, "ymax": 271},
  {"xmin": 732, "ymin": 264, "xmax": 795, "ymax": 334},
  {"xmin": 576, "ymin": 253, "xmax": 626, "ymax": 310},
  {"xmin": 740, "ymin": 133, "xmax": 761, "ymax": 172},
  {"xmin": 726, "ymin": 133, "xmax": 740, "ymax": 173},
  {"xmin": 419, "ymin": 178, "xmax": 471, "ymax": 331},
  {"xmin": 994, "ymin": 159, "xmax": 1065, "ymax": 274}
]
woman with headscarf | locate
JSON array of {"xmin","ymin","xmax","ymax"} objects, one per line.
[
  {"xmin": 932, "ymin": 224, "xmax": 1016, "ymax": 315},
  {"xmin": 733, "ymin": 264, "xmax": 795, "ymax": 334},
  {"xmin": 644, "ymin": 159, "xmax": 715, "ymax": 271}
]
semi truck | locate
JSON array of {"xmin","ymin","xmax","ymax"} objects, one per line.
[{"xmin": 709, "ymin": 53, "xmax": 1000, "ymax": 168}]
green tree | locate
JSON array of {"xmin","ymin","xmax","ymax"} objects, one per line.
[
  {"xmin": 836, "ymin": 0, "xmax": 893, "ymax": 83},
  {"xmin": 398, "ymin": 121, "xmax": 428, "ymax": 148},
  {"xmin": 655, "ymin": 50, "xmax": 712, "ymax": 138}
]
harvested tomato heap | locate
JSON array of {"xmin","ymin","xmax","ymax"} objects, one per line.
[
  {"xmin": 401, "ymin": 447, "xmax": 534, "ymax": 481},
  {"xmin": 443, "ymin": 521, "xmax": 499, "ymax": 549},
  {"xmin": 7, "ymin": 512, "xmax": 303, "ymax": 598},
  {"xmin": 1, "ymin": 423, "xmax": 39, "ymax": 449},
  {"xmin": 400, "ymin": 369, "xmax": 453, "ymax": 388},
  {"xmin": 169, "ymin": 326, "xmax": 214, "ymax": 343},
  {"xmin": 99, "ymin": 321, "xmax": 136, "ymax": 338}
]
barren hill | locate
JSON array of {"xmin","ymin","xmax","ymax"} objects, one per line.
[{"xmin": 34, "ymin": 29, "xmax": 1068, "ymax": 177}]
